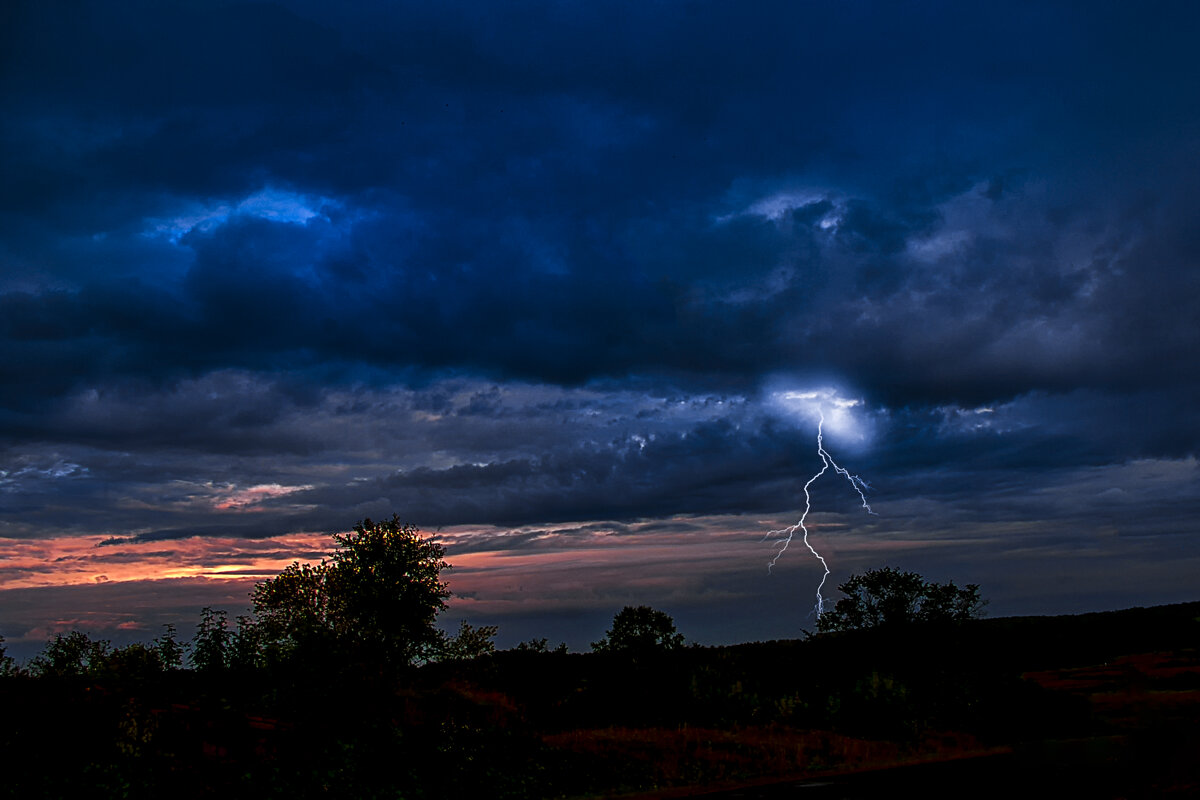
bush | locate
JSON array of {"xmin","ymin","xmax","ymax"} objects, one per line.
[
  {"xmin": 592, "ymin": 606, "xmax": 684, "ymax": 654},
  {"xmin": 817, "ymin": 567, "xmax": 986, "ymax": 632}
]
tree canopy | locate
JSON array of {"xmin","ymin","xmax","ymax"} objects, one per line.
[
  {"xmin": 592, "ymin": 605, "xmax": 685, "ymax": 653},
  {"xmin": 250, "ymin": 515, "xmax": 451, "ymax": 669},
  {"xmin": 440, "ymin": 620, "xmax": 499, "ymax": 661},
  {"xmin": 25, "ymin": 627, "xmax": 182, "ymax": 679},
  {"xmin": 30, "ymin": 630, "xmax": 112, "ymax": 677},
  {"xmin": 817, "ymin": 567, "xmax": 986, "ymax": 633},
  {"xmin": 0, "ymin": 636, "xmax": 14, "ymax": 677}
]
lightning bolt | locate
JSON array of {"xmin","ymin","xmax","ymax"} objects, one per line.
[{"xmin": 766, "ymin": 409, "xmax": 876, "ymax": 617}]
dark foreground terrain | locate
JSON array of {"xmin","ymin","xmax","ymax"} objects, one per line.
[{"xmin": 3, "ymin": 602, "xmax": 1198, "ymax": 799}]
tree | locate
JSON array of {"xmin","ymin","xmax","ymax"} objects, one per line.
[
  {"xmin": 817, "ymin": 567, "xmax": 986, "ymax": 633},
  {"xmin": 440, "ymin": 620, "xmax": 499, "ymax": 661},
  {"xmin": 190, "ymin": 607, "xmax": 234, "ymax": 672},
  {"xmin": 227, "ymin": 615, "xmax": 264, "ymax": 670},
  {"xmin": 29, "ymin": 629, "xmax": 182, "ymax": 679},
  {"xmin": 30, "ymin": 630, "xmax": 111, "ymax": 677},
  {"xmin": 0, "ymin": 635, "xmax": 18, "ymax": 677},
  {"xmin": 511, "ymin": 637, "xmax": 568, "ymax": 654},
  {"xmin": 592, "ymin": 605, "xmax": 684, "ymax": 653},
  {"xmin": 247, "ymin": 560, "xmax": 333, "ymax": 665},
  {"xmin": 251, "ymin": 515, "xmax": 451, "ymax": 669},
  {"xmin": 103, "ymin": 642, "xmax": 167, "ymax": 679},
  {"xmin": 154, "ymin": 623, "xmax": 184, "ymax": 671}
]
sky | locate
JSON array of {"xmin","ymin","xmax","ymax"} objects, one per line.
[{"xmin": 2, "ymin": 0, "xmax": 1199, "ymax": 660}]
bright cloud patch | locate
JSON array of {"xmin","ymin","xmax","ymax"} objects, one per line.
[
  {"xmin": 211, "ymin": 483, "xmax": 315, "ymax": 511},
  {"xmin": 144, "ymin": 187, "xmax": 335, "ymax": 242},
  {"xmin": 717, "ymin": 188, "xmax": 843, "ymax": 228},
  {"xmin": 767, "ymin": 386, "xmax": 872, "ymax": 445},
  {"xmin": 0, "ymin": 460, "xmax": 89, "ymax": 490}
]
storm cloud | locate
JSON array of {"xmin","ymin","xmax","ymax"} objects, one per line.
[{"xmin": 2, "ymin": 0, "xmax": 1198, "ymax": 655}]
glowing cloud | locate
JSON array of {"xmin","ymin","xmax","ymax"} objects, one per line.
[{"xmin": 768, "ymin": 386, "xmax": 870, "ymax": 445}]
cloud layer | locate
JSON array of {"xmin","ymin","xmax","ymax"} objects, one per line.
[{"xmin": 2, "ymin": 0, "xmax": 1198, "ymax": 653}]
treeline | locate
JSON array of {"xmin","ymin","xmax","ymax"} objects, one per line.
[
  {"xmin": 1, "ymin": 522, "xmax": 983, "ymax": 680},
  {"xmin": 0, "ymin": 516, "xmax": 502, "ymax": 680},
  {"xmin": 4, "ymin": 516, "xmax": 713, "ymax": 680},
  {"xmin": 0, "ymin": 613, "xmax": 504, "ymax": 680}
]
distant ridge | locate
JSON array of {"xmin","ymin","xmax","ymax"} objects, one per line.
[{"xmin": 722, "ymin": 600, "xmax": 1200, "ymax": 672}]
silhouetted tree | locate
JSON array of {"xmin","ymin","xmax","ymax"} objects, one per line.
[
  {"xmin": 31, "ymin": 630, "xmax": 111, "ymax": 677},
  {"xmin": 28, "ymin": 629, "xmax": 183, "ymax": 679},
  {"xmin": 592, "ymin": 605, "xmax": 685, "ymax": 653},
  {"xmin": 190, "ymin": 607, "xmax": 233, "ymax": 671},
  {"xmin": 251, "ymin": 515, "xmax": 451, "ymax": 669},
  {"xmin": 153, "ymin": 623, "xmax": 184, "ymax": 670},
  {"xmin": 817, "ymin": 567, "xmax": 986, "ymax": 632},
  {"xmin": 440, "ymin": 620, "xmax": 499, "ymax": 661},
  {"xmin": 0, "ymin": 635, "xmax": 17, "ymax": 676},
  {"xmin": 103, "ymin": 642, "xmax": 166, "ymax": 679},
  {"xmin": 511, "ymin": 637, "xmax": 568, "ymax": 654},
  {"xmin": 249, "ymin": 560, "xmax": 333, "ymax": 665},
  {"xmin": 227, "ymin": 614, "xmax": 264, "ymax": 670}
]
